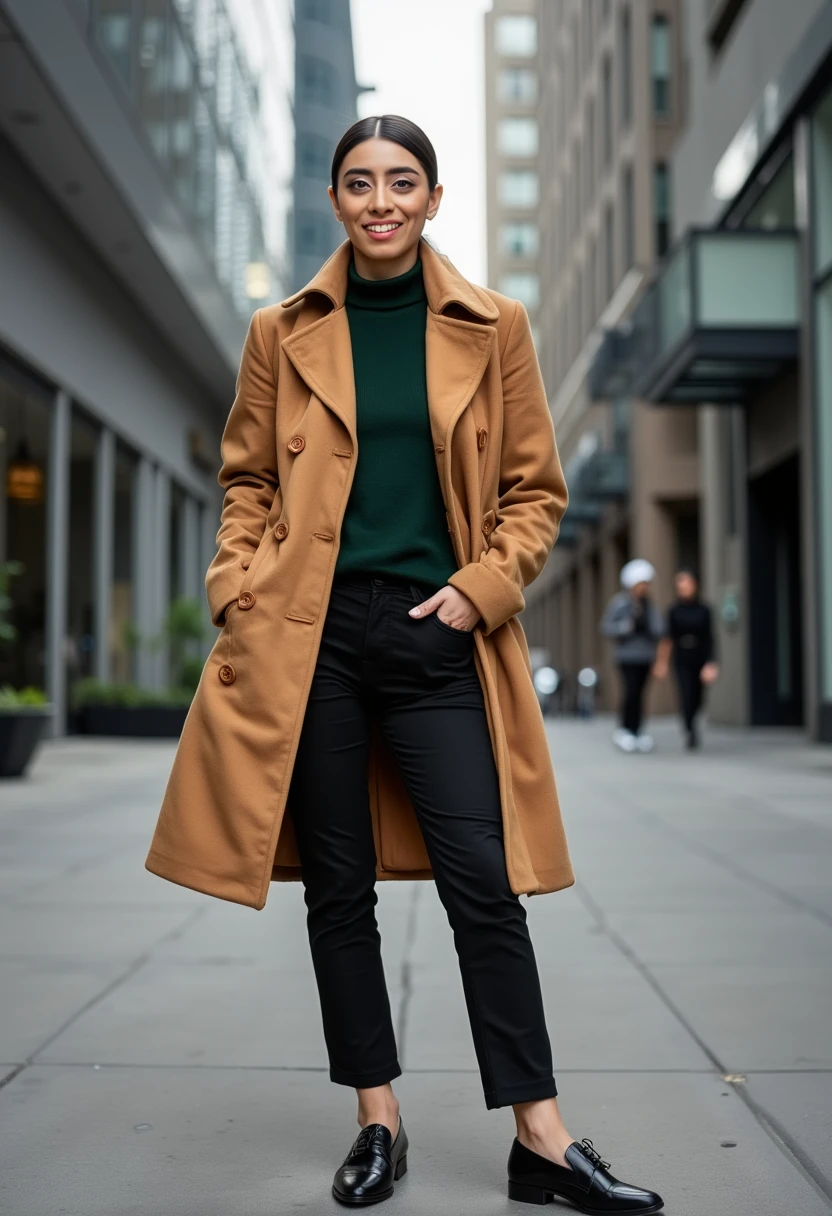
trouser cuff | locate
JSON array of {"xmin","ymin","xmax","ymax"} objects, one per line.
[
  {"xmin": 484, "ymin": 1077, "xmax": 558, "ymax": 1110},
  {"xmin": 330, "ymin": 1061, "xmax": 403, "ymax": 1089}
]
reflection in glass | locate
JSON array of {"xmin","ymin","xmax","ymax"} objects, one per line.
[
  {"xmin": 67, "ymin": 411, "xmax": 99, "ymax": 706},
  {"xmin": 111, "ymin": 443, "xmax": 137, "ymax": 684},
  {"xmin": 169, "ymin": 18, "xmax": 195, "ymax": 211},
  {"xmin": 92, "ymin": 0, "xmax": 133, "ymax": 90},
  {"xmin": 139, "ymin": 0, "xmax": 170, "ymax": 160},
  {"xmin": 0, "ymin": 367, "xmax": 51, "ymax": 692}
]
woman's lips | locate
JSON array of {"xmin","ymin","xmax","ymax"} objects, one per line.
[{"xmin": 363, "ymin": 222, "xmax": 403, "ymax": 241}]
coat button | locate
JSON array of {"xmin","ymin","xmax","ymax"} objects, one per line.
[
  {"xmin": 288, "ymin": 435, "xmax": 305, "ymax": 453},
  {"xmin": 274, "ymin": 521, "xmax": 289, "ymax": 540},
  {"xmin": 237, "ymin": 591, "xmax": 256, "ymax": 610},
  {"xmin": 218, "ymin": 663, "xmax": 236, "ymax": 685},
  {"xmin": 477, "ymin": 428, "xmax": 488, "ymax": 450}
]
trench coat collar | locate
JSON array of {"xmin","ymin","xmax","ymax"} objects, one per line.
[
  {"xmin": 280, "ymin": 237, "xmax": 500, "ymax": 323},
  {"xmin": 279, "ymin": 239, "xmax": 498, "ymax": 447}
]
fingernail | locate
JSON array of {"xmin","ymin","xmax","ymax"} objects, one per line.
[{"xmin": 409, "ymin": 607, "xmax": 420, "ymax": 616}]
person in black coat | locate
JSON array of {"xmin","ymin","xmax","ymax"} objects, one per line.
[{"xmin": 654, "ymin": 569, "xmax": 719, "ymax": 748}]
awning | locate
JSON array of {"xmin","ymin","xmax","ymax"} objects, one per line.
[{"xmin": 590, "ymin": 229, "xmax": 801, "ymax": 405}]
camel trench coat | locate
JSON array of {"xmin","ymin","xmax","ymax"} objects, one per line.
[{"xmin": 145, "ymin": 238, "xmax": 574, "ymax": 910}]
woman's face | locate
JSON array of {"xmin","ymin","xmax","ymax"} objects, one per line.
[
  {"xmin": 675, "ymin": 572, "xmax": 698, "ymax": 600},
  {"xmin": 328, "ymin": 138, "xmax": 442, "ymax": 271}
]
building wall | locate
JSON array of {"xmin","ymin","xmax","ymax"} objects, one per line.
[
  {"xmin": 516, "ymin": 0, "xmax": 689, "ymax": 717},
  {"xmin": 293, "ymin": 0, "xmax": 360, "ymax": 291}
]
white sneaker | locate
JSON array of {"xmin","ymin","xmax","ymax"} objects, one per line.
[
  {"xmin": 613, "ymin": 728, "xmax": 637, "ymax": 753},
  {"xmin": 635, "ymin": 733, "xmax": 654, "ymax": 753}
]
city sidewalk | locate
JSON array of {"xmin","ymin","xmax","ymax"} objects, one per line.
[{"xmin": 1, "ymin": 715, "xmax": 830, "ymax": 1215}]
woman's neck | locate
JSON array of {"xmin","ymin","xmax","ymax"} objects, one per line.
[{"xmin": 351, "ymin": 243, "xmax": 421, "ymax": 281}]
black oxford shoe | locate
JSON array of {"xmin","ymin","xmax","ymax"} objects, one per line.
[
  {"xmin": 332, "ymin": 1118, "xmax": 408, "ymax": 1206},
  {"xmin": 507, "ymin": 1137, "xmax": 663, "ymax": 1213}
]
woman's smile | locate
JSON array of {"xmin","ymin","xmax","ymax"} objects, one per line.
[{"xmin": 363, "ymin": 221, "xmax": 403, "ymax": 240}]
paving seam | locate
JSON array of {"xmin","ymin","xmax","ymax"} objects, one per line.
[
  {"xmin": 575, "ymin": 879, "xmax": 832, "ymax": 1208},
  {"xmin": 0, "ymin": 904, "xmax": 207, "ymax": 1096}
]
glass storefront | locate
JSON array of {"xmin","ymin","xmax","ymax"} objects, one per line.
[
  {"xmin": 67, "ymin": 410, "xmax": 99, "ymax": 703},
  {"xmin": 0, "ymin": 356, "xmax": 51, "ymax": 693},
  {"xmin": 112, "ymin": 442, "xmax": 137, "ymax": 684}
]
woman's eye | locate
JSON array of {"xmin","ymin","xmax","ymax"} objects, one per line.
[
  {"xmin": 349, "ymin": 179, "xmax": 370, "ymax": 191},
  {"xmin": 393, "ymin": 178, "xmax": 414, "ymax": 189}
]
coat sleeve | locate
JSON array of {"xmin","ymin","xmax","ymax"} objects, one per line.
[
  {"xmin": 446, "ymin": 301, "xmax": 568, "ymax": 635},
  {"xmin": 600, "ymin": 595, "xmax": 633, "ymax": 638},
  {"xmin": 205, "ymin": 309, "xmax": 279, "ymax": 627}
]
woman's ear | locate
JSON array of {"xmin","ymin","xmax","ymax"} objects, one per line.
[
  {"xmin": 426, "ymin": 182, "xmax": 444, "ymax": 222},
  {"xmin": 327, "ymin": 185, "xmax": 343, "ymax": 223}
]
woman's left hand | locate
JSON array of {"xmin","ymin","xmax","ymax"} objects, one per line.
[{"xmin": 409, "ymin": 585, "xmax": 480, "ymax": 632}]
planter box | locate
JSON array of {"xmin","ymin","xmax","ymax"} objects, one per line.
[
  {"xmin": 0, "ymin": 706, "xmax": 53, "ymax": 777},
  {"xmin": 80, "ymin": 705, "xmax": 190, "ymax": 738}
]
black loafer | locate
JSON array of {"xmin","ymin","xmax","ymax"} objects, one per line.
[
  {"xmin": 508, "ymin": 1137, "xmax": 663, "ymax": 1212},
  {"xmin": 332, "ymin": 1118, "xmax": 408, "ymax": 1206}
]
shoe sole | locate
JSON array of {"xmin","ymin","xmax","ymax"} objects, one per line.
[
  {"xmin": 332, "ymin": 1157, "xmax": 407, "ymax": 1206},
  {"xmin": 508, "ymin": 1178, "xmax": 663, "ymax": 1213}
]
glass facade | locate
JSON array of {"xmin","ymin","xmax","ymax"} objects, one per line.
[
  {"xmin": 812, "ymin": 87, "xmax": 832, "ymax": 705},
  {"xmin": 499, "ymin": 273, "xmax": 540, "ymax": 309},
  {"xmin": 81, "ymin": 0, "xmax": 293, "ymax": 319},
  {"xmin": 498, "ymin": 68, "xmax": 537, "ymax": 104},
  {"xmin": 495, "ymin": 14, "xmax": 537, "ymax": 57},
  {"xmin": 499, "ymin": 170, "xmax": 539, "ymax": 208},
  {"xmin": 651, "ymin": 16, "xmax": 671, "ymax": 117},
  {"xmin": 500, "ymin": 223, "xmax": 539, "ymax": 257},
  {"xmin": 67, "ymin": 411, "xmax": 98, "ymax": 704},
  {"xmin": 498, "ymin": 118, "xmax": 539, "ymax": 157}
]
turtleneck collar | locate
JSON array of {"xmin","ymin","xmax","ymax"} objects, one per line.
[{"xmin": 346, "ymin": 256, "xmax": 427, "ymax": 311}]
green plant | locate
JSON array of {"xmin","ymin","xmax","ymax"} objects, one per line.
[
  {"xmin": 70, "ymin": 679, "xmax": 194, "ymax": 711},
  {"xmin": 164, "ymin": 597, "xmax": 208, "ymax": 692},
  {"xmin": 0, "ymin": 684, "xmax": 49, "ymax": 709}
]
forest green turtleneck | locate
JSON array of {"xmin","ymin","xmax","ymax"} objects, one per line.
[{"xmin": 334, "ymin": 256, "xmax": 458, "ymax": 587}]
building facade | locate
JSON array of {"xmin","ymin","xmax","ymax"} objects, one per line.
[
  {"xmin": 484, "ymin": 0, "xmax": 542, "ymax": 340},
  {"xmin": 492, "ymin": 0, "xmax": 688, "ymax": 715},
  {"xmin": 292, "ymin": 0, "xmax": 362, "ymax": 291},
  {"xmin": 591, "ymin": 0, "xmax": 832, "ymax": 742},
  {"xmin": 0, "ymin": 0, "xmax": 294, "ymax": 734}
]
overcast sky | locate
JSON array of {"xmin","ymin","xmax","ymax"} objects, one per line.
[{"xmin": 351, "ymin": 0, "xmax": 493, "ymax": 285}]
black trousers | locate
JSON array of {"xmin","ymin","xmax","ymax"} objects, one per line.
[
  {"xmin": 675, "ymin": 661, "xmax": 704, "ymax": 732},
  {"xmin": 618, "ymin": 661, "xmax": 652, "ymax": 735},
  {"xmin": 286, "ymin": 571, "xmax": 557, "ymax": 1110}
]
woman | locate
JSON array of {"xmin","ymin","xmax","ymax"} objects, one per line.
[
  {"xmin": 654, "ymin": 568, "xmax": 719, "ymax": 749},
  {"xmin": 146, "ymin": 116, "xmax": 663, "ymax": 1213},
  {"xmin": 600, "ymin": 560, "xmax": 665, "ymax": 754}
]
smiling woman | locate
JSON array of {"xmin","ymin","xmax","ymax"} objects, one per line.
[{"xmin": 147, "ymin": 113, "xmax": 662, "ymax": 1215}]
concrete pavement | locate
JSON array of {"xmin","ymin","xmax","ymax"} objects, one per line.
[{"xmin": 1, "ymin": 716, "xmax": 831, "ymax": 1215}]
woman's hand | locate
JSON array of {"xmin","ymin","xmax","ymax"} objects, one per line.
[
  {"xmin": 701, "ymin": 661, "xmax": 720, "ymax": 685},
  {"xmin": 409, "ymin": 585, "xmax": 480, "ymax": 632}
]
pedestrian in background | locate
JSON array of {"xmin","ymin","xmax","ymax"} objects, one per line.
[
  {"xmin": 600, "ymin": 559, "xmax": 665, "ymax": 754},
  {"xmin": 653, "ymin": 568, "xmax": 719, "ymax": 749},
  {"xmin": 146, "ymin": 115, "xmax": 663, "ymax": 1213}
]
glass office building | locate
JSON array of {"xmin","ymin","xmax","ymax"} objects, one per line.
[{"xmin": 0, "ymin": 0, "xmax": 294, "ymax": 733}]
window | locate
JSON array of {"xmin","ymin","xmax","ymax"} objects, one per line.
[
  {"xmin": 138, "ymin": 0, "xmax": 170, "ymax": 161},
  {"xmin": 92, "ymin": 0, "xmax": 133, "ymax": 90},
  {"xmin": 586, "ymin": 100, "xmax": 595, "ymax": 202},
  {"xmin": 604, "ymin": 202, "xmax": 615, "ymax": 299},
  {"xmin": 498, "ymin": 118, "xmax": 539, "ymax": 157},
  {"xmin": 500, "ymin": 223, "xmax": 540, "ymax": 257},
  {"xmin": 500, "ymin": 273, "xmax": 540, "ymax": 309},
  {"xmin": 619, "ymin": 4, "xmax": 632, "ymax": 129},
  {"xmin": 813, "ymin": 89, "xmax": 832, "ymax": 272},
  {"xmin": 622, "ymin": 164, "xmax": 635, "ymax": 270},
  {"xmin": 499, "ymin": 171, "xmax": 539, "ymax": 208},
  {"xmin": 602, "ymin": 56, "xmax": 613, "ymax": 167},
  {"xmin": 651, "ymin": 16, "xmax": 671, "ymax": 116},
  {"xmin": 498, "ymin": 67, "xmax": 537, "ymax": 104},
  {"xmin": 654, "ymin": 163, "xmax": 671, "ymax": 257},
  {"xmin": 742, "ymin": 155, "xmax": 796, "ymax": 230},
  {"xmin": 299, "ymin": 132, "xmax": 332, "ymax": 180},
  {"xmin": 297, "ymin": 211, "xmax": 334, "ymax": 256},
  {"xmin": 300, "ymin": 55, "xmax": 335, "ymax": 106},
  {"xmin": 299, "ymin": 0, "xmax": 332, "ymax": 22},
  {"xmin": 495, "ymin": 14, "xmax": 537, "ymax": 57}
]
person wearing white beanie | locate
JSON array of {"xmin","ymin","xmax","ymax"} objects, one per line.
[{"xmin": 599, "ymin": 560, "xmax": 666, "ymax": 752}]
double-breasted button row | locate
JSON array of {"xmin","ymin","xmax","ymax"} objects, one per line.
[
  {"xmin": 477, "ymin": 428, "xmax": 488, "ymax": 451},
  {"xmin": 274, "ymin": 521, "xmax": 289, "ymax": 540},
  {"xmin": 288, "ymin": 434, "xmax": 305, "ymax": 453},
  {"xmin": 218, "ymin": 663, "xmax": 236, "ymax": 685},
  {"xmin": 237, "ymin": 591, "xmax": 256, "ymax": 610}
]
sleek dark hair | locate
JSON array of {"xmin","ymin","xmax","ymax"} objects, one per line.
[
  {"xmin": 675, "ymin": 567, "xmax": 700, "ymax": 584},
  {"xmin": 330, "ymin": 115, "xmax": 439, "ymax": 194}
]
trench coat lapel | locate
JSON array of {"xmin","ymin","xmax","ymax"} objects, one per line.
[{"xmin": 279, "ymin": 238, "xmax": 499, "ymax": 448}]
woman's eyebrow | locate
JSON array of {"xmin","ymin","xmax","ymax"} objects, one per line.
[{"xmin": 343, "ymin": 166, "xmax": 421, "ymax": 177}]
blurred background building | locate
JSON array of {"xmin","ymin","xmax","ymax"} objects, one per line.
[
  {"xmin": 0, "ymin": 0, "xmax": 298, "ymax": 734},
  {"xmin": 292, "ymin": 0, "xmax": 362, "ymax": 291},
  {"xmin": 488, "ymin": 0, "xmax": 832, "ymax": 744}
]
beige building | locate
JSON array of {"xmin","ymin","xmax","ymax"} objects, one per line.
[
  {"xmin": 485, "ymin": 0, "xmax": 690, "ymax": 715},
  {"xmin": 485, "ymin": 0, "xmax": 542, "ymax": 339}
]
